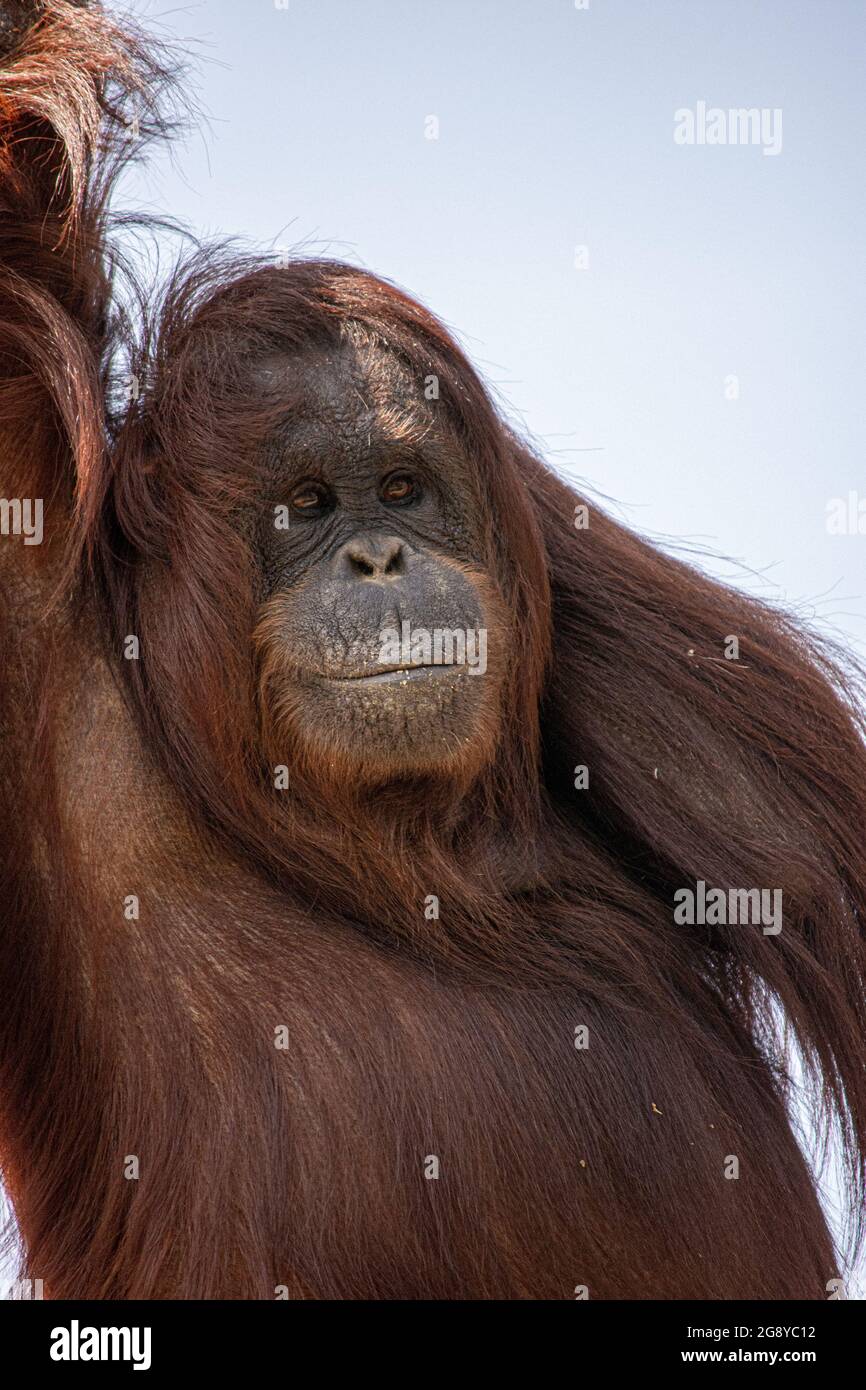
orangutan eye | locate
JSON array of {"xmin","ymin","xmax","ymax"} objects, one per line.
[
  {"xmin": 380, "ymin": 472, "xmax": 420, "ymax": 507},
  {"xmin": 290, "ymin": 481, "xmax": 332, "ymax": 514}
]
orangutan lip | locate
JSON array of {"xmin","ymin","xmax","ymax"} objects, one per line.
[{"xmin": 327, "ymin": 663, "xmax": 467, "ymax": 685}]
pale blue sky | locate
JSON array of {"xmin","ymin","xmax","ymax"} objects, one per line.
[{"xmin": 4, "ymin": 0, "xmax": 864, "ymax": 1297}]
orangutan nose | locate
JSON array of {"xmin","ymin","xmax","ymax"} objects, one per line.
[{"xmin": 335, "ymin": 535, "xmax": 407, "ymax": 581}]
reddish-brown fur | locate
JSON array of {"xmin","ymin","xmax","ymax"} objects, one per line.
[{"xmin": 1, "ymin": 4, "xmax": 864, "ymax": 1298}]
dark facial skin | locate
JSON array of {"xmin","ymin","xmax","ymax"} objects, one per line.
[{"xmin": 252, "ymin": 339, "xmax": 507, "ymax": 784}]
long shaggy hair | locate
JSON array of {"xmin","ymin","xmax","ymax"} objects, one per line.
[{"xmin": 1, "ymin": 3, "xmax": 864, "ymax": 1298}]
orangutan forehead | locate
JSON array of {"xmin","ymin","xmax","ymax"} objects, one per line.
[{"xmin": 256, "ymin": 338, "xmax": 440, "ymax": 459}]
